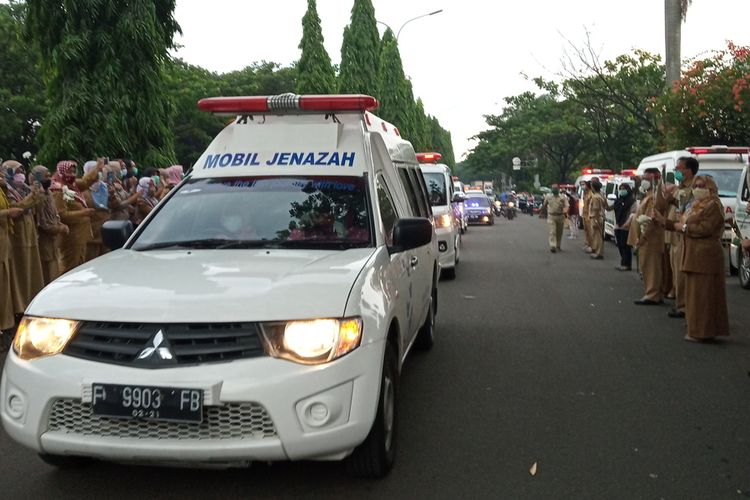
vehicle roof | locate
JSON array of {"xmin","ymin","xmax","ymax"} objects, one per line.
[{"xmin": 418, "ymin": 163, "xmax": 452, "ymax": 174}]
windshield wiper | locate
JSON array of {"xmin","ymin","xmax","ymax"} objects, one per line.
[
  {"xmin": 277, "ymin": 239, "xmax": 370, "ymax": 250},
  {"xmin": 216, "ymin": 240, "xmax": 282, "ymax": 249},
  {"xmin": 134, "ymin": 238, "xmax": 235, "ymax": 251}
]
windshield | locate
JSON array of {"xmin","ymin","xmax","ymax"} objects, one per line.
[
  {"xmin": 132, "ymin": 176, "xmax": 371, "ymax": 250},
  {"xmin": 465, "ymin": 196, "xmax": 490, "ymax": 208},
  {"xmin": 422, "ymin": 172, "xmax": 448, "ymax": 206},
  {"xmin": 699, "ymin": 168, "xmax": 742, "ymax": 197}
]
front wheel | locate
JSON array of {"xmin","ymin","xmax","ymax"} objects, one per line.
[
  {"xmin": 345, "ymin": 343, "xmax": 398, "ymax": 478},
  {"xmin": 739, "ymin": 249, "xmax": 750, "ymax": 290}
]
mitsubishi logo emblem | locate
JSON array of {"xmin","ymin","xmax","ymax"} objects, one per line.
[{"xmin": 137, "ymin": 330, "xmax": 174, "ymax": 361}]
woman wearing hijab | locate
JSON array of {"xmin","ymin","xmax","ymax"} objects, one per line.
[
  {"xmin": 31, "ymin": 165, "xmax": 69, "ymax": 285},
  {"xmin": 53, "ymin": 159, "xmax": 100, "ymax": 273},
  {"xmin": 665, "ymin": 175, "xmax": 729, "ymax": 341},
  {"xmin": 4, "ymin": 160, "xmax": 45, "ymax": 314},
  {"xmin": 107, "ymin": 161, "xmax": 140, "ymax": 221},
  {"xmin": 81, "ymin": 160, "xmax": 112, "ymax": 260},
  {"xmin": 612, "ymin": 183, "xmax": 637, "ymax": 271},
  {"xmin": 0, "ymin": 171, "xmax": 24, "ymax": 335},
  {"xmin": 160, "ymin": 165, "xmax": 184, "ymax": 198},
  {"xmin": 134, "ymin": 177, "xmax": 159, "ymax": 226}
]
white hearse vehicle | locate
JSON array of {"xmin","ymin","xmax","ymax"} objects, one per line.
[
  {"xmin": 730, "ymin": 165, "xmax": 750, "ymax": 288},
  {"xmin": 1, "ymin": 94, "xmax": 439, "ymax": 478},
  {"xmin": 636, "ymin": 146, "xmax": 748, "ymax": 249},
  {"xmin": 417, "ymin": 152, "xmax": 461, "ymax": 280}
]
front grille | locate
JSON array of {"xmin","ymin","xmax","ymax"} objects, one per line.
[
  {"xmin": 64, "ymin": 322, "xmax": 266, "ymax": 368},
  {"xmin": 47, "ymin": 399, "xmax": 277, "ymax": 440}
]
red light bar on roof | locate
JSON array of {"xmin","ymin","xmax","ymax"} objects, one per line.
[
  {"xmin": 416, "ymin": 152, "xmax": 443, "ymax": 163},
  {"xmin": 197, "ymin": 94, "xmax": 379, "ymax": 114},
  {"xmin": 582, "ymin": 168, "xmax": 614, "ymax": 175},
  {"xmin": 686, "ymin": 146, "xmax": 750, "ymax": 155},
  {"xmin": 620, "ymin": 169, "xmax": 637, "ymax": 176}
]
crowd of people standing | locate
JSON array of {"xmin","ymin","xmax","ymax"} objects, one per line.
[
  {"xmin": 544, "ymin": 156, "xmax": 742, "ymax": 343},
  {"xmin": 0, "ymin": 157, "xmax": 184, "ymax": 338}
]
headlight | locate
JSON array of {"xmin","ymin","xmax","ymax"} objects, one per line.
[
  {"xmin": 437, "ymin": 213, "xmax": 452, "ymax": 228},
  {"xmin": 260, "ymin": 317, "xmax": 362, "ymax": 364},
  {"xmin": 508, "ymin": 202, "xmax": 514, "ymax": 208},
  {"xmin": 494, "ymin": 201, "xmax": 501, "ymax": 207},
  {"xmin": 13, "ymin": 317, "xmax": 80, "ymax": 360}
]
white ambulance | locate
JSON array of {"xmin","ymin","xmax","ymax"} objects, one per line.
[
  {"xmin": 417, "ymin": 152, "xmax": 461, "ymax": 280},
  {"xmin": 1, "ymin": 94, "xmax": 439, "ymax": 478}
]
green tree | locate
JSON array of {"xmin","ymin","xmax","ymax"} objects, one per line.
[
  {"xmin": 338, "ymin": 0, "xmax": 380, "ymax": 95},
  {"xmin": 376, "ymin": 29, "xmax": 415, "ymax": 138},
  {"xmin": 297, "ymin": 0, "xmax": 336, "ymax": 94},
  {"xmin": 26, "ymin": 0, "xmax": 181, "ymax": 167},
  {"xmin": 656, "ymin": 42, "xmax": 750, "ymax": 148},
  {"xmin": 0, "ymin": 2, "xmax": 45, "ymax": 163}
]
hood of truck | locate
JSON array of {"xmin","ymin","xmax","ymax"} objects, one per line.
[{"xmin": 27, "ymin": 248, "xmax": 376, "ymax": 323}]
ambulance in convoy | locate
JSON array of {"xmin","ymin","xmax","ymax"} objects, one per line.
[{"xmin": 1, "ymin": 94, "xmax": 439, "ymax": 478}]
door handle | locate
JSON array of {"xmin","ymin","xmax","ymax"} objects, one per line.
[{"xmin": 410, "ymin": 256, "xmax": 419, "ymax": 268}]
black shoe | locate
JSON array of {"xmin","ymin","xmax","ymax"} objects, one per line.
[
  {"xmin": 556, "ymin": 247, "xmax": 562, "ymax": 251},
  {"xmin": 634, "ymin": 299, "xmax": 663, "ymax": 305},
  {"xmin": 590, "ymin": 255, "xmax": 603, "ymax": 260},
  {"xmin": 668, "ymin": 309, "xmax": 685, "ymax": 318},
  {"xmin": 550, "ymin": 248, "xmax": 556, "ymax": 253}
]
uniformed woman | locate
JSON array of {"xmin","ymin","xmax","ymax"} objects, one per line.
[{"xmin": 0, "ymin": 172, "xmax": 24, "ymax": 334}]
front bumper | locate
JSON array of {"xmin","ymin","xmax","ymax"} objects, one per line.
[
  {"xmin": 467, "ymin": 212, "xmax": 492, "ymax": 224},
  {"xmin": 1, "ymin": 341, "xmax": 384, "ymax": 464}
]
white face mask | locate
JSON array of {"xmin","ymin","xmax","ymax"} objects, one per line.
[
  {"xmin": 639, "ymin": 180, "xmax": 651, "ymax": 193},
  {"xmin": 222, "ymin": 215, "xmax": 243, "ymax": 232},
  {"xmin": 692, "ymin": 187, "xmax": 710, "ymax": 200}
]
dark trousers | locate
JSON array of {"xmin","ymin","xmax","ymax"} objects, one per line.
[{"xmin": 615, "ymin": 229, "xmax": 632, "ymax": 268}]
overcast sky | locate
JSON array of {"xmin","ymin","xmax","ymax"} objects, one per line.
[{"xmin": 174, "ymin": 0, "xmax": 750, "ymax": 161}]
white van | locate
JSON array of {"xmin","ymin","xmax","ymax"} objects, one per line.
[
  {"xmin": 418, "ymin": 153, "xmax": 461, "ymax": 280},
  {"xmin": 1, "ymin": 94, "xmax": 439, "ymax": 478},
  {"xmin": 603, "ymin": 174, "xmax": 637, "ymax": 239},
  {"xmin": 729, "ymin": 165, "xmax": 750, "ymax": 287},
  {"xmin": 636, "ymin": 146, "xmax": 748, "ymax": 244}
]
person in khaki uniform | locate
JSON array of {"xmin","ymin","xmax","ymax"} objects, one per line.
[
  {"xmin": 0, "ymin": 173, "xmax": 24, "ymax": 333},
  {"xmin": 81, "ymin": 160, "xmax": 112, "ymax": 261},
  {"xmin": 664, "ymin": 175, "xmax": 728, "ymax": 341},
  {"xmin": 581, "ymin": 181, "xmax": 593, "ymax": 252},
  {"xmin": 52, "ymin": 160, "xmax": 101, "ymax": 273},
  {"xmin": 588, "ymin": 179, "xmax": 606, "ymax": 259},
  {"xmin": 4, "ymin": 161, "xmax": 45, "ymax": 315},
  {"xmin": 664, "ymin": 156, "xmax": 697, "ymax": 319},
  {"xmin": 32, "ymin": 165, "xmax": 69, "ymax": 285},
  {"xmin": 628, "ymin": 168, "xmax": 666, "ymax": 305},
  {"xmin": 541, "ymin": 187, "xmax": 569, "ymax": 252}
]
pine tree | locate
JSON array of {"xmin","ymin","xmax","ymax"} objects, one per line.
[
  {"xmin": 376, "ymin": 29, "xmax": 414, "ymax": 135},
  {"xmin": 338, "ymin": 0, "xmax": 380, "ymax": 95},
  {"xmin": 26, "ymin": 0, "xmax": 181, "ymax": 167},
  {"xmin": 297, "ymin": 0, "xmax": 336, "ymax": 94}
]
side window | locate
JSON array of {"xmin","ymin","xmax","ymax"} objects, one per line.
[
  {"xmin": 605, "ymin": 183, "xmax": 615, "ymax": 196},
  {"xmin": 376, "ymin": 176, "xmax": 399, "ymax": 246},
  {"xmin": 666, "ymin": 171, "xmax": 675, "ymax": 184},
  {"xmin": 742, "ymin": 174, "xmax": 749, "ymax": 202},
  {"xmin": 407, "ymin": 167, "xmax": 431, "ymax": 217},
  {"xmin": 398, "ymin": 167, "xmax": 423, "ymax": 217}
]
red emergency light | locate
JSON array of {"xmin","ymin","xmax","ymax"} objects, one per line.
[
  {"xmin": 197, "ymin": 94, "xmax": 379, "ymax": 114},
  {"xmin": 416, "ymin": 152, "xmax": 443, "ymax": 163},
  {"xmin": 582, "ymin": 168, "xmax": 614, "ymax": 175},
  {"xmin": 686, "ymin": 146, "xmax": 750, "ymax": 155},
  {"xmin": 620, "ymin": 169, "xmax": 637, "ymax": 177}
]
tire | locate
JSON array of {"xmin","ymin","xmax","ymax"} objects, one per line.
[
  {"xmin": 414, "ymin": 287, "xmax": 437, "ymax": 350},
  {"xmin": 442, "ymin": 265, "xmax": 456, "ymax": 280},
  {"xmin": 739, "ymin": 249, "xmax": 750, "ymax": 290},
  {"xmin": 345, "ymin": 343, "xmax": 398, "ymax": 479},
  {"xmin": 38, "ymin": 454, "xmax": 92, "ymax": 468}
]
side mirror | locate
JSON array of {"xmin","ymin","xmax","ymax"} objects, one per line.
[
  {"xmin": 452, "ymin": 192, "xmax": 465, "ymax": 202},
  {"xmin": 102, "ymin": 220, "xmax": 134, "ymax": 250},
  {"xmin": 607, "ymin": 193, "xmax": 617, "ymax": 201},
  {"xmin": 390, "ymin": 218, "xmax": 433, "ymax": 253}
]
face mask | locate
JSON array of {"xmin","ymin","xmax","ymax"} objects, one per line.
[
  {"xmin": 41, "ymin": 179, "xmax": 52, "ymax": 190},
  {"xmin": 120, "ymin": 169, "xmax": 127, "ymax": 179},
  {"xmin": 692, "ymin": 187, "xmax": 710, "ymax": 200},
  {"xmin": 619, "ymin": 189, "xmax": 628, "ymax": 198},
  {"xmin": 639, "ymin": 180, "xmax": 651, "ymax": 193},
  {"xmin": 13, "ymin": 173, "xmax": 26, "ymax": 184},
  {"xmin": 674, "ymin": 170, "xmax": 685, "ymax": 182},
  {"xmin": 223, "ymin": 216, "xmax": 242, "ymax": 232},
  {"xmin": 131, "ymin": 167, "xmax": 139, "ymax": 177},
  {"xmin": 152, "ymin": 175, "xmax": 160, "ymax": 186}
]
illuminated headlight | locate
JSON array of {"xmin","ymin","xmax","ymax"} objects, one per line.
[
  {"xmin": 260, "ymin": 318, "xmax": 362, "ymax": 364},
  {"xmin": 508, "ymin": 202, "xmax": 514, "ymax": 208},
  {"xmin": 437, "ymin": 213, "xmax": 452, "ymax": 228},
  {"xmin": 494, "ymin": 201, "xmax": 501, "ymax": 207},
  {"xmin": 13, "ymin": 317, "xmax": 80, "ymax": 360}
]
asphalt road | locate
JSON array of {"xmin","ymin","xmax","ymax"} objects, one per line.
[{"xmin": 1, "ymin": 214, "xmax": 749, "ymax": 499}]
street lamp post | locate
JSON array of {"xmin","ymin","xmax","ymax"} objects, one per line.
[{"xmin": 377, "ymin": 9, "xmax": 443, "ymax": 41}]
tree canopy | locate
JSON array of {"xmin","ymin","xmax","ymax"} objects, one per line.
[{"xmin": 296, "ymin": 0, "xmax": 336, "ymax": 94}]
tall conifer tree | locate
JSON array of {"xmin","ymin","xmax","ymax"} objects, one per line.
[
  {"xmin": 297, "ymin": 0, "xmax": 336, "ymax": 94},
  {"xmin": 376, "ymin": 29, "xmax": 413, "ymax": 135},
  {"xmin": 26, "ymin": 0, "xmax": 180, "ymax": 166},
  {"xmin": 338, "ymin": 0, "xmax": 380, "ymax": 95}
]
